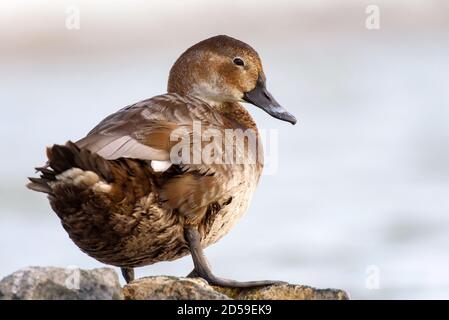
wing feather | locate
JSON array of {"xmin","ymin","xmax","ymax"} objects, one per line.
[
  {"xmin": 75, "ymin": 93, "xmax": 225, "ymax": 162},
  {"xmin": 72, "ymin": 93, "xmax": 250, "ymax": 223}
]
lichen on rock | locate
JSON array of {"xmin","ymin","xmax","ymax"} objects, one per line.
[
  {"xmin": 213, "ymin": 283, "xmax": 349, "ymax": 300},
  {"xmin": 123, "ymin": 276, "xmax": 230, "ymax": 300},
  {"xmin": 123, "ymin": 276, "xmax": 349, "ymax": 300}
]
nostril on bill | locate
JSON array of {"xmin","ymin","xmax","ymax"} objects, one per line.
[{"xmin": 263, "ymin": 91, "xmax": 270, "ymax": 100}]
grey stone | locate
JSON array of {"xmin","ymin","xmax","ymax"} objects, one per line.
[
  {"xmin": 0, "ymin": 266, "xmax": 123, "ymax": 300},
  {"xmin": 1, "ymin": 267, "xmax": 349, "ymax": 300}
]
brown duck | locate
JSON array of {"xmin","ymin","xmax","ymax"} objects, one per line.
[{"xmin": 27, "ymin": 35, "xmax": 296, "ymax": 287}]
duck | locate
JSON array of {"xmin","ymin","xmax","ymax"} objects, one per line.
[{"xmin": 27, "ymin": 35, "xmax": 296, "ymax": 287}]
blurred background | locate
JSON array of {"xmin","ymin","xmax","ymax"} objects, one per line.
[{"xmin": 1, "ymin": 0, "xmax": 449, "ymax": 299}]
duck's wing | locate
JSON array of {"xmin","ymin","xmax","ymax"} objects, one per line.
[
  {"xmin": 76, "ymin": 94, "xmax": 225, "ymax": 164},
  {"xmin": 76, "ymin": 93, "xmax": 239, "ymax": 225}
]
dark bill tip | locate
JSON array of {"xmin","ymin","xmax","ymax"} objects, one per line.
[{"xmin": 272, "ymin": 109, "xmax": 297, "ymax": 125}]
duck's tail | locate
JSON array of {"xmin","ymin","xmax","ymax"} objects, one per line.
[
  {"xmin": 27, "ymin": 141, "xmax": 113, "ymax": 195},
  {"xmin": 26, "ymin": 141, "xmax": 160, "ymax": 266}
]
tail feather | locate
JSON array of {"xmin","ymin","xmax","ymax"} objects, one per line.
[
  {"xmin": 48, "ymin": 144, "xmax": 75, "ymax": 172},
  {"xmin": 35, "ymin": 166, "xmax": 56, "ymax": 179},
  {"xmin": 27, "ymin": 141, "xmax": 113, "ymax": 194},
  {"xmin": 27, "ymin": 177, "xmax": 52, "ymax": 194}
]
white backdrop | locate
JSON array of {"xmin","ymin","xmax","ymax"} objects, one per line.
[{"xmin": 1, "ymin": 0, "xmax": 449, "ymax": 299}]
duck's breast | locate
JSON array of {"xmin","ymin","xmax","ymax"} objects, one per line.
[{"xmin": 201, "ymin": 163, "xmax": 261, "ymax": 247}]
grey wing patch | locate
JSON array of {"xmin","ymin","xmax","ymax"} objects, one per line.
[{"xmin": 77, "ymin": 134, "xmax": 168, "ymax": 161}]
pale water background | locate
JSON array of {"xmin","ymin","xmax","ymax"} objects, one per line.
[{"xmin": 1, "ymin": 0, "xmax": 449, "ymax": 299}]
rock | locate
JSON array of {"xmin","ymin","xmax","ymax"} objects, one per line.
[
  {"xmin": 0, "ymin": 266, "xmax": 123, "ymax": 300},
  {"xmin": 124, "ymin": 276, "xmax": 349, "ymax": 300},
  {"xmin": 213, "ymin": 284, "xmax": 349, "ymax": 300},
  {"xmin": 1, "ymin": 267, "xmax": 349, "ymax": 300},
  {"xmin": 123, "ymin": 276, "xmax": 231, "ymax": 300}
]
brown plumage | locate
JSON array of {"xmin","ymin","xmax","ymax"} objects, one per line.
[{"xmin": 28, "ymin": 35, "xmax": 296, "ymax": 286}]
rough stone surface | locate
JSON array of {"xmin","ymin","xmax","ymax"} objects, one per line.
[
  {"xmin": 124, "ymin": 276, "xmax": 349, "ymax": 300},
  {"xmin": 214, "ymin": 284, "xmax": 349, "ymax": 300},
  {"xmin": 1, "ymin": 267, "xmax": 349, "ymax": 300},
  {"xmin": 123, "ymin": 276, "xmax": 231, "ymax": 300},
  {"xmin": 0, "ymin": 266, "xmax": 123, "ymax": 300}
]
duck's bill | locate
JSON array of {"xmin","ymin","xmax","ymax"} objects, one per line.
[{"xmin": 243, "ymin": 76, "xmax": 297, "ymax": 125}]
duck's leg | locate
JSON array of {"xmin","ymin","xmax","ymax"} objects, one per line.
[
  {"xmin": 186, "ymin": 269, "xmax": 200, "ymax": 278},
  {"xmin": 184, "ymin": 227, "xmax": 285, "ymax": 288},
  {"xmin": 121, "ymin": 267, "xmax": 135, "ymax": 283}
]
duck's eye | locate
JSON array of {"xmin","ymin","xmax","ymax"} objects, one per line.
[{"xmin": 233, "ymin": 57, "xmax": 245, "ymax": 66}]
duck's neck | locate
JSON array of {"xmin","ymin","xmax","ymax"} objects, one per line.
[
  {"xmin": 168, "ymin": 81, "xmax": 257, "ymax": 130},
  {"xmin": 214, "ymin": 102, "xmax": 258, "ymax": 131}
]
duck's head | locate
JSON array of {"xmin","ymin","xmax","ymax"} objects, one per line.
[{"xmin": 168, "ymin": 35, "xmax": 296, "ymax": 125}]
